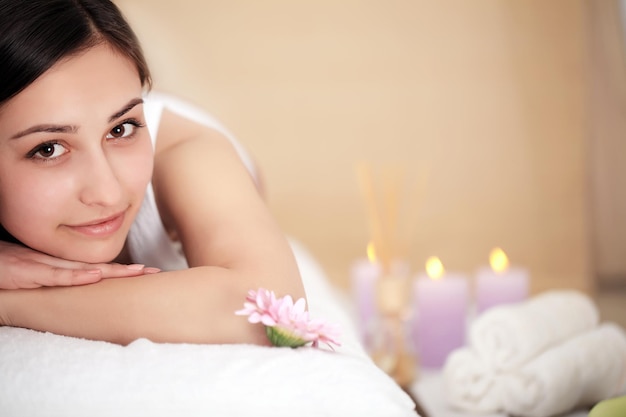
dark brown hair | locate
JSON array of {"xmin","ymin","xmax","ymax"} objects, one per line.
[{"xmin": 0, "ymin": 0, "xmax": 152, "ymax": 107}]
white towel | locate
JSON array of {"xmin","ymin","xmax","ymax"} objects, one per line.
[
  {"xmin": 500, "ymin": 323, "xmax": 626, "ymax": 417},
  {"xmin": 442, "ymin": 347, "xmax": 502, "ymax": 413},
  {"xmin": 0, "ymin": 239, "xmax": 417, "ymax": 417},
  {"xmin": 469, "ymin": 290, "xmax": 599, "ymax": 370},
  {"xmin": 443, "ymin": 323, "xmax": 626, "ymax": 417}
]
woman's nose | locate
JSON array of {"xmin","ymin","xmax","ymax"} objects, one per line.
[{"xmin": 78, "ymin": 152, "xmax": 124, "ymax": 207}]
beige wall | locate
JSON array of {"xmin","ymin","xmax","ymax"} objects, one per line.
[
  {"xmin": 587, "ymin": 0, "xmax": 626, "ymax": 287},
  {"xmin": 116, "ymin": 0, "xmax": 594, "ymax": 293}
]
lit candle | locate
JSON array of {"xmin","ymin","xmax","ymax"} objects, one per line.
[
  {"xmin": 350, "ymin": 242, "xmax": 382, "ymax": 345},
  {"xmin": 413, "ymin": 257, "xmax": 469, "ymax": 369},
  {"xmin": 475, "ymin": 247, "xmax": 529, "ymax": 314}
]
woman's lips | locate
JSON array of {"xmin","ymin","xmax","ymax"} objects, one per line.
[{"xmin": 67, "ymin": 212, "xmax": 125, "ymax": 237}]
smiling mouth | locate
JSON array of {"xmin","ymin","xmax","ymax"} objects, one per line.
[{"xmin": 67, "ymin": 212, "xmax": 126, "ymax": 237}]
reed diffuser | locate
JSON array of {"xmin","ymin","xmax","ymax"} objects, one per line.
[{"xmin": 355, "ymin": 161, "xmax": 427, "ymax": 388}]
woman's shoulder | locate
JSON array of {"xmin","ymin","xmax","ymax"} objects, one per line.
[
  {"xmin": 145, "ymin": 91, "xmax": 258, "ymax": 181},
  {"xmin": 144, "ymin": 91, "xmax": 228, "ymax": 133},
  {"xmin": 143, "ymin": 90, "xmax": 234, "ymax": 151}
]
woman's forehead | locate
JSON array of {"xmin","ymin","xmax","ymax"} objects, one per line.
[{"xmin": 0, "ymin": 44, "xmax": 143, "ymax": 131}]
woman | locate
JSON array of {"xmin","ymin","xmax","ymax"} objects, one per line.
[{"xmin": 0, "ymin": 0, "xmax": 305, "ymax": 345}]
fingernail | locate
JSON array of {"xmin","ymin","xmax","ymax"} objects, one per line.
[
  {"xmin": 143, "ymin": 267, "xmax": 161, "ymax": 274},
  {"xmin": 126, "ymin": 264, "xmax": 145, "ymax": 271},
  {"xmin": 87, "ymin": 269, "xmax": 102, "ymax": 275}
]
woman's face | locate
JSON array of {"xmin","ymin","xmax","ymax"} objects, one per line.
[{"xmin": 0, "ymin": 44, "xmax": 153, "ymax": 263}]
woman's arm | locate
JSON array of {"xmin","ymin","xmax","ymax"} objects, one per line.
[
  {"xmin": 0, "ymin": 109, "xmax": 305, "ymax": 345},
  {"xmin": 1, "ymin": 268, "xmax": 270, "ymax": 345}
]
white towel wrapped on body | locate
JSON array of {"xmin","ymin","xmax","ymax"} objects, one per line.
[
  {"xmin": 469, "ymin": 290, "xmax": 599, "ymax": 370},
  {"xmin": 442, "ymin": 348, "xmax": 502, "ymax": 413},
  {"xmin": 500, "ymin": 323, "xmax": 626, "ymax": 417}
]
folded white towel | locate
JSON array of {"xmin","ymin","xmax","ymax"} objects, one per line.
[
  {"xmin": 469, "ymin": 290, "xmax": 599, "ymax": 370},
  {"xmin": 500, "ymin": 323, "xmax": 626, "ymax": 417},
  {"xmin": 442, "ymin": 347, "xmax": 502, "ymax": 413}
]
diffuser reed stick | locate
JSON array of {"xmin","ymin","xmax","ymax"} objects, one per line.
[
  {"xmin": 356, "ymin": 162, "xmax": 392, "ymax": 272},
  {"xmin": 355, "ymin": 161, "xmax": 422, "ymax": 387}
]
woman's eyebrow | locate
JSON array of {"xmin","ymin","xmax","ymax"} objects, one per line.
[
  {"xmin": 108, "ymin": 97, "xmax": 144, "ymax": 123},
  {"xmin": 11, "ymin": 124, "xmax": 77, "ymax": 140},
  {"xmin": 9, "ymin": 97, "xmax": 144, "ymax": 140}
]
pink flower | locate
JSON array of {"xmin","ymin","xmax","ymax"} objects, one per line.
[{"xmin": 236, "ymin": 288, "xmax": 341, "ymax": 349}]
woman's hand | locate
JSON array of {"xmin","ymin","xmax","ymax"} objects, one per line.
[{"xmin": 0, "ymin": 241, "xmax": 159, "ymax": 290}]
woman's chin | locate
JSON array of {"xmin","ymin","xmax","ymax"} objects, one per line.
[{"xmin": 55, "ymin": 245, "xmax": 124, "ymax": 265}]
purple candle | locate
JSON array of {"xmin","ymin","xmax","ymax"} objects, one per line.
[
  {"xmin": 413, "ymin": 257, "xmax": 468, "ymax": 369},
  {"xmin": 475, "ymin": 248, "xmax": 529, "ymax": 314}
]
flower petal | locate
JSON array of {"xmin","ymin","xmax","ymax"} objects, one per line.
[{"xmin": 236, "ymin": 288, "xmax": 342, "ymax": 349}]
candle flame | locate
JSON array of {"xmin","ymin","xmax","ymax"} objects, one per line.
[
  {"xmin": 425, "ymin": 256, "xmax": 444, "ymax": 280},
  {"xmin": 490, "ymin": 247, "xmax": 509, "ymax": 273},
  {"xmin": 366, "ymin": 241, "xmax": 377, "ymax": 264}
]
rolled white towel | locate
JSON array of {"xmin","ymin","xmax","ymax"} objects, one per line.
[
  {"xmin": 469, "ymin": 290, "xmax": 599, "ymax": 370},
  {"xmin": 500, "ymin": 323, "xmax": 626, "ymax": 417},
  {"xmin": 442, "ymin": 347, "xmax": 503, "ymax": 413}
]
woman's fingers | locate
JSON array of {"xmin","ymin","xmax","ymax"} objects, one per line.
[
  {"xmin": 44, "ymin": 267, "xmax": 104, "ymax": 287},
  {"xmin": 88, "ymin": 263, "xmax": 161, "ymax": 279},
  {"xmin": 6, "ymin": 263, "xmax": 161, "ymax": 289},
  {"xmin": 0, "ymin": 241, "xmax": 160, "ymax": 289},
  {"xmin": 0, "ymin": 262, "xmax": 101, "ymax": 289}
]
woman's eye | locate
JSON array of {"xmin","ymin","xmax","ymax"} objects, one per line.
[
  {"xmin": 28, "ymin": 142, "xmax": 67, "ymax": 160},
  {"xmin": 107, "ymin": 122, "xmax": 137, "ymax": 139}
]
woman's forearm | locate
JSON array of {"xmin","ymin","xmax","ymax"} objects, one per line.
[{"xmin": 0, "ymin": 267, "xmax": 270, "ymax": 345}]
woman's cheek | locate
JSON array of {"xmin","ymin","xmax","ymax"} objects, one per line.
[
  {"xmin": 0, "ymin": 167, "xmax": 70, "ymax": 245},
  {"xmin": 123, "ymin": 136, "xmax": 154, "ymax": 192}
]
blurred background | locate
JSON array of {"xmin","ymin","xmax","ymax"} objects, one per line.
[{"xmin": 115, "ymin": 0, "xmax": 625, "ymax": 322}]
